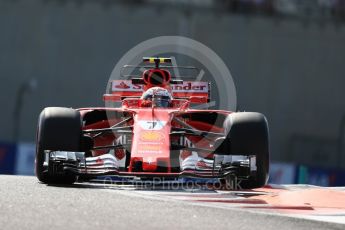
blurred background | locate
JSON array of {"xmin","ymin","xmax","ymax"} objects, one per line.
[{"xmin": 1, "ymin": 0, "xmax": 345, "ymax": 186}]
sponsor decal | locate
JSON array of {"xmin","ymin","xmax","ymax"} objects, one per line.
[
  {"xmin": 114, "ymin": 81, "xmax": 130, "ymax": 89},
  {"xmin": 112, "ymin": 80, "xmax": 142, "ymax": 92},
  {"xmin": 112, "ymin": 80, "xmax": 208, "ymax": 93},
  {"xmin": 138, "ymin": 150, "xmax": 162, "ymax": 154},
  {"xmin": 139, "ymin": 144, "xmax": 161, "ymax": 151},
  {"xmin": 140, "ymin": 131, "xmax": 165, "ymax": 142},
  {"xmin": 180, "ymin": 136, "xmax": 194, "ymax": 147},
  {"xmin": 138, "ymin": 143, "xmax": 163, "ymax": 154},
  {"xmin": 139, "ymin": 120, "xmax": 166, "ymax": 130},
  {"xmin": 171, "ymin": 82, "xmax": 208, "ymax": 93},
  {"xmin": 113, "ymin": 135, "xmax": 127, "ymax": 167}
]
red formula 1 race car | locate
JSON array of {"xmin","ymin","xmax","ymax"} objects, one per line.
[{"xmin": 35, "ymin": 57, "xmax": 270, "ymax": 189}]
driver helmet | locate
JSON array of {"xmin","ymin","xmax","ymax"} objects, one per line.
[{"xmin": 140, "ymin": 87, "xmax": 172, "ymax": 108}]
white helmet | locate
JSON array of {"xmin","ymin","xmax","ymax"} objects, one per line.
[{"xmin": 141, "ymin": 87, "xmax": 172, "ymax": 108}]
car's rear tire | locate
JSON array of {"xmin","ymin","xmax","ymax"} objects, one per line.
[
  {"xmin": 35, "ymin": 107, "xmax": 82, "ymax": 184},
  {"xmin": 222, "ymin": 112, "xmax": 270, "ymax": 189}
]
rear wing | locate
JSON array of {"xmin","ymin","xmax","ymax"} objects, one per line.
[{"xmin": 104, "ymin": 80, "xmax": 210, "ymax": 103}]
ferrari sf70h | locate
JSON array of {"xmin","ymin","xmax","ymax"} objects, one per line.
[{"xmin": 35, "ymin": 57, "xmax": 270, "ymax": 189}]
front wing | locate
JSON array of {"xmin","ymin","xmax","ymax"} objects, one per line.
[{"xmin": 45, "ymin": 151, "xmax": 255, "ymax": 181}]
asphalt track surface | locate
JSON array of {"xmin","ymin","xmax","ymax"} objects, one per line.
[{"xmin": 0, "ymin": 175, "xmax": 344, "ymax": 230}]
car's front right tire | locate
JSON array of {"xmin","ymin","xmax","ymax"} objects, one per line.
[{"xmin": 35, "ymin": 107, "xmax": 82, "ymax": 184}]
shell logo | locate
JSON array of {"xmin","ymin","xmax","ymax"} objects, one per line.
[{"xmin": 140, "ymin": 131, "xmax": 164, "ymax": 142}]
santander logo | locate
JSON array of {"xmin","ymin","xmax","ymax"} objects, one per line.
[
  {"xmin": 114, "ymin": 81, "xmax": 130, "ymax": 89},
  {"xmin": 171, "ymin": 82, "xmax": 207, "ymax": 92},
  {"xmin": 140, "ymin": 131, "xmax": 165, "ymax": 142},
  {"xmin": 112, "ymin": 80, "xmax": 208, "ymax": 93}
]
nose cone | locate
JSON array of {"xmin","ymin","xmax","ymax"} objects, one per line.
[{"xmin": 129, "ymin": 109, "xmax": 172, "ymax": 172}]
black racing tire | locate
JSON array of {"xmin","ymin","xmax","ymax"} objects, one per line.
[
  {"xmin": 222, "ymin": 112, "xmax": 270, "ymax": 189},
  {"xmin": 35, "ymin": 107, "xmax": 82, "ymax": 184}
]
